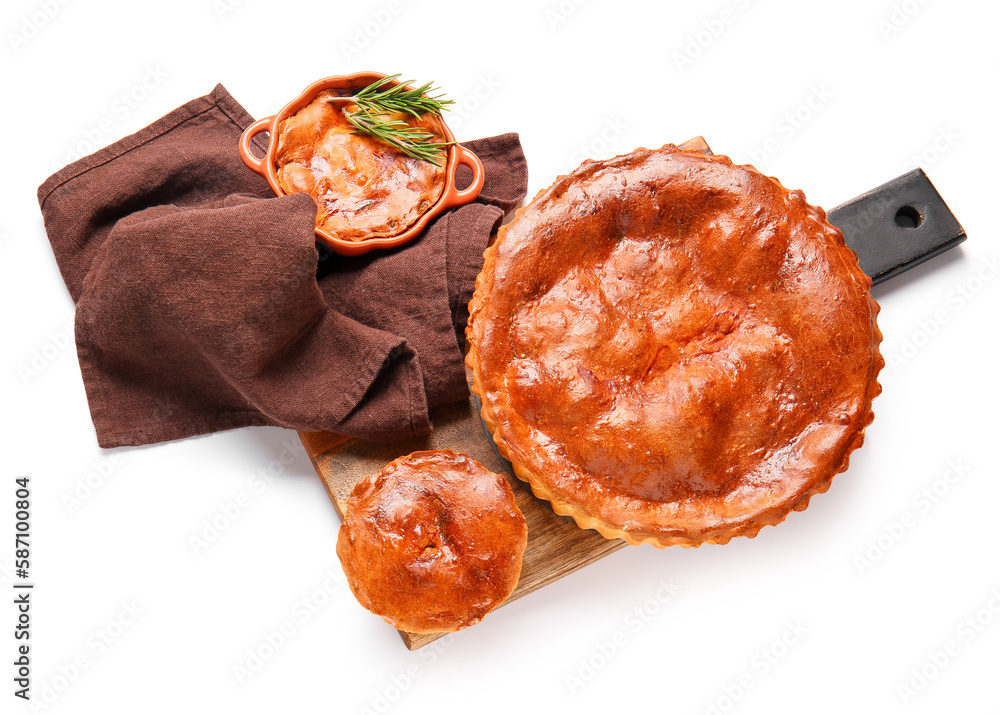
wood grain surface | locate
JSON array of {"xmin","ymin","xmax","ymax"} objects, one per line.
[{"xmin": 300, "ymin": 137, "xmax": 712, "ymax": 650}]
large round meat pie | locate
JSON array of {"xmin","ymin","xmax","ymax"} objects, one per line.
[{"xmin": 466, "ymin": 145, "xmax": 883, "ymax": 548}]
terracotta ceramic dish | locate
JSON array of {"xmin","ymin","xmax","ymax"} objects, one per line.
[{"xmin": 239, "ymin": 72, "xmax": 484, "ymax": 256}]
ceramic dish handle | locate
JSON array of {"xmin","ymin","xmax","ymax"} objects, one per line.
[
  {"xmin": 239, "ymin": 117, "xmax": 274, "ymax": 175},
  {"xmin": 440, "ymin": 144, "xmax": 485, "ymax": 210}
]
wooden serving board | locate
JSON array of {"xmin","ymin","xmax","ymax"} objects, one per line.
[
  {"xmin": 299, "ymin": 136, "xmax": 713, "ymax": 650},
  {"xmin": 298, "ymin": 135, "xmax": 967, "ymax": 650}
]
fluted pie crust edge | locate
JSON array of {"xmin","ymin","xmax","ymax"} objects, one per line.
[{"xmin": 466, "ymin": 145, "xmax": 884, "ymax": 548}]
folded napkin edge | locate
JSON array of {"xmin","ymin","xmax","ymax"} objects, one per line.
[{"xmin": 37, "ymin": 84, "xmax": 255, "ymax": 211}]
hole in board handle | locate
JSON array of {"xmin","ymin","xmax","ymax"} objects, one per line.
[{"xmin": 894, "ymin": 205, "xmax": 923, "ymax": 229}]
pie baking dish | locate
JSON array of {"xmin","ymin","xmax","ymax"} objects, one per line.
[
  {"xmin": 466, "ymin": 145, "xmax": 884, "ymax": 548},
  {"xmin": 238, "ymin": 72, "xmax": 484, "ymax": 256}
]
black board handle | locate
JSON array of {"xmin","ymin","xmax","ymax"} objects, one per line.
[{"xmin": 827, "ymin": 169, "xmax": 966, "ymax": 285}]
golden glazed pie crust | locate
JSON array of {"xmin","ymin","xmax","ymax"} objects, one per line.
[
  {"xmin": 336, "ymin": 450, "xmax": 527, "ymax": 633},
  {"xmin": 466, "ymin": 145, "xmax": 883, "ymax": 548}
]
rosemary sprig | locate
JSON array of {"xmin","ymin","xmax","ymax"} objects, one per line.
[
  {"xmin": 343, "ymin": 109, "xmax": 452, "ymax": 165},
  {"xmin": 353, "ymin": 74, "xmax": 453, "ymax": 118},
  {"xmin": 342, "ymin": 74, "xmax": 454, "ymax": 166}
]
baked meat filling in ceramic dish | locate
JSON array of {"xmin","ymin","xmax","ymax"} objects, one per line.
[
  {"xmin": 466, "ymin": 145, "xmax": 884, "ymax": 548},
  {"xmin": 274, "ymin": 89, "xmax": 447, "ymax": 242}
]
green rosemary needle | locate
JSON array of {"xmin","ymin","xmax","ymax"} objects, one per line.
[
  {"xmin": 354, "ymin": 74, "xmax": 454, "ymax": 117},
  {"xmin": 342, "ymin": 74, "xmax": 454, "ymax": 165},
  {"xmin": 343, "ymin": 109, "xmax": 452, "ymax": 165}
]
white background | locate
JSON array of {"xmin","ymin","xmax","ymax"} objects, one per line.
[{"xmin": 2, "ymin": 0, "xmax": 999, "ymax": 713}]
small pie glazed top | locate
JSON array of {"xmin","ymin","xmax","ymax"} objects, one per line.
[
  {"xmin": 466, "ymin": 145, "xmax": 883, "ymax": 548},
  {"xmin": 273, "ymin": 89, "xmax": 446, "ymax": 242},
  {"xmin": 336, "ymin": 450, "xmax": 527, "ymax": 633}
]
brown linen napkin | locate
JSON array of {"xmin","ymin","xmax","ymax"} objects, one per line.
[{"xmin": 37, "ymin": 85, "xmax": 528, "ymax": 448}]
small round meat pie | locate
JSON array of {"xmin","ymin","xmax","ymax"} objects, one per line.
[
  {"xmin": 336, "ymin": 450, "xmax": 528, "ymax": 633},
  {"xmin": 466, "ymin": 145, "xmax": 884, "ymax": 548}
]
